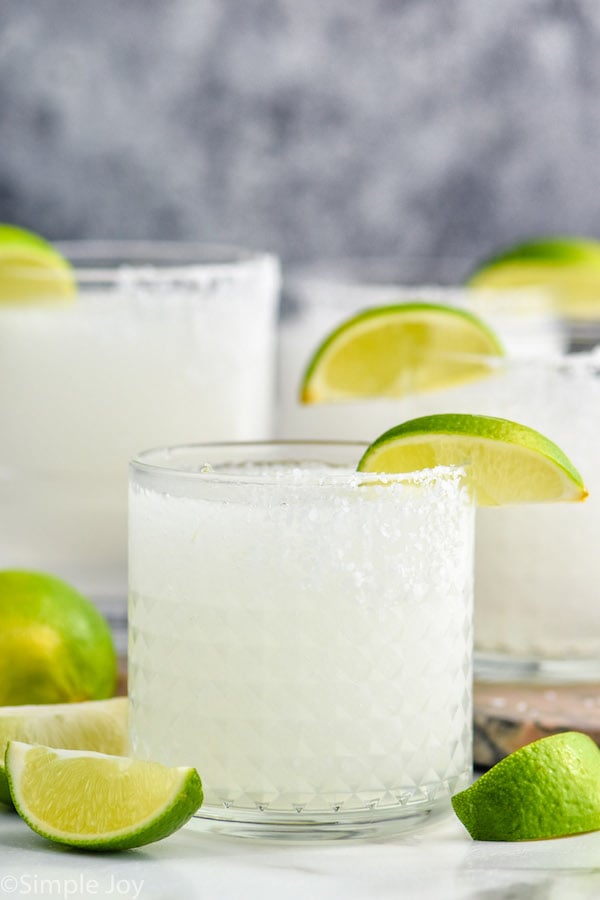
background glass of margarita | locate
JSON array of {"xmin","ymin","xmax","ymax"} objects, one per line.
[
  {"xmin": 276, "ymin": 257, "xmax": 564, "ymax": 442},
  {"xmin": 279, "ymin": 285, "xmax": 599, "ymax": 679},
  {"xmin": 275, "ymin": 261, "xmax": 600, "ymax": 680},
  {"xmin": 128, "ymin": 441, "xmax": 475, "ymax": 838},
  {"xmin": 413, "ymin": 349, "xmax": 599, "ymax": 682},
  {"xmin": 0, "ymin": 243, "xmax": 280, "ymax": 650}
]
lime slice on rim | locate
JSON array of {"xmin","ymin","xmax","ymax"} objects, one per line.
[
  {"xmin": 357, "ymin": 413, "xmax": 587, "ymax": 506},
  {"xmin": 0, "ymin": 224, "xmax": 76, "ymax": 303},
  {"xmin": 452, "ymin": 731, "xmax": 600, "ymax": 841},
  {"xmin": 300, "ymin": 302, "xmax": 504, "ymax": 403},
  {"xmin": 0, "ymin": 697, "xmax": 128, "ymax": 807},
  {"xmin": 5, "ymin": 741, "xmax": 203, "ymax": 850},
  {"xmin": 469, "ymin": 237, "xmax": 600, "ymax": 319}
]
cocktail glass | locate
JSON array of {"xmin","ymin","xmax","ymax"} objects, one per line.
[
  {"xmin": 128, "ymin": 441, "xmax": 475, "ymax": 838},
  {"xmin": 413, "ymin": 350, "xmax": 600, "ymax": 682},
  {"xmin": 276, "ymin": 262, "xmax": 599, "ymax": 681},
  {"xmin": 0, "ymin": 243, "xmax": 280, "ymax": 650},
  {"xmin": 277, "ymin": 258, "xmax": 562, "ymax": 440}
]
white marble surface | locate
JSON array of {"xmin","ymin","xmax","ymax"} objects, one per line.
[{"xmin": 3, "ymin": 808, "xmax": 600, "ymax": 900}]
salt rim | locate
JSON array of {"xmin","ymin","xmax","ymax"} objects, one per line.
[
  {"xmin": 55, "ymin": 242, "xmax": 278, "ymax": 285},
  {"xmin": 130, "ymin": 443, "xmax": 467, "ymax": 488}
]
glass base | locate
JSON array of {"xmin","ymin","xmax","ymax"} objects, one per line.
[
  {"xmin": 566, "ymin": 318, "xmax": 600, "ymax": 353},
  {"xmin": 475, "ymin": 651, "xmax": 600, "ymax": 684},
  {"xmin": 187, "ymin": 796, "xmax": 457, "ymax": 841}
]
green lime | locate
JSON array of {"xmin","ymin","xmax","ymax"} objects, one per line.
[
  {"xmin": 452, "ymin": 732, "xmax": 600, "ymax": 841},
  {"xmin": 0, "ymin": 224, "xmax": 76, "ymax": 303},
  {"xmin": 5, "ymin": 741, "xmax": 203, "ymax": 850},
  {"xmin": 0, "ymin": 571, "xmax": 117, "ymax": 705},
  {"xmin": 469, "ymin": 237, "xmax": 600, "ymax": 319},
  {"xmin": 357, "ymin": 413, "xmax": 587, "ymax": 506},
  {"xmin": 0, "ymin": 697, "xmax": 127, "ymax": 807},
  {"xmin": 300, "ymin": 302, "xmax": 504, "ymax": 403}
]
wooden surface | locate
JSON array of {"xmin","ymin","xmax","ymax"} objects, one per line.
[{"xmin": 474, "ymin": 680, "xmax": 600, "ymax": 768}]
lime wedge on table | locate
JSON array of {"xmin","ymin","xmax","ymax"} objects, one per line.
[
  {"xmin": 5, "ymin": 741, "xmax": 203, "ymax": 850},
  {"xmin": 357, "ymin": 414, "xmax": 587, "ymax": 506},
  {"xmin": 0, "ymin": 224, "xmax": 75, "ymax": 303},
  {"xmin": 300, "ymin": 302, "xmax": 504, "ymax": 403},
  {"xmin": 0, "ymin": 697, "xmax": 128, "ymax": 807},
  {"xmin": 469, "ymin": 237, "xmax": 600, "ymax": 318},
  {"xmin": 452, "ymin": 732, "xmax": 600, "ymax": 841}
]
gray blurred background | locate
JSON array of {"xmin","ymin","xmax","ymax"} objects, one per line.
[{"xmin": 1, "ymin": 0, "xmax": 599, "ymax": 266}]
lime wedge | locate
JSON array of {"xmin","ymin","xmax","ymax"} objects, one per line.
[
  {"xmin": 5, "ymin": 741, "xmax": 203, "ymax": 850},
  {"xmin": 0, "ymin": 224, "xmax": 76, "ymax": 303},
  {"xmin": 469, "ymin": 237, "xmax": 600, "ymax": 319},
  {"xmin": 357, "ymin": 413, "xmax": 587, "ymax": 506},
  {"xmin": 0, "ymin": 697, "xmax": 128, "ymax": 807},
  {"xmin": 452, "ymin": 732, "xmax": 600, "ymax": 841},
  {"xmin": 300, "ymin": 302, "xmax": 504, "ymax": 403}
]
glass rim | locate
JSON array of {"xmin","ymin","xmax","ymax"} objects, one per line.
[
  {"xmin": 59, "ymin": 239, "xmax": 275, "ymax": 264},
  {"xmin": 129, "ymin": 440, "xmax": 468, "ymax": 486},
  {"xmin": 5, "ymin": 241, "xmax": 279, "ymax": 283},
  {"xmin": 287, "ymin": 253, "xmax": 477, "ymax": 278},
  {"xmin": 286, "ymin": 253, "xmax": 600, "ymax": 291}
]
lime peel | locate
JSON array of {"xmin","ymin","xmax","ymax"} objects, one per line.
[
  {"xmin": 6, "ymin": 741, "xmax": 203, "ymax": 850},
  {"xmin": 452, "ymin": 731, "xmax": 600, "ymax": 841}
]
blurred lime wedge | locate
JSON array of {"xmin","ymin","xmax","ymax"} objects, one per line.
[
  {"xmin": 452, "ymin": 732, "xmax": 600, "ymax": 841},
  {"xmin": 0, "ymin": 224, "xmax": 76, "ymax": 303},
  {"xmin": 6, "ymin": 741, "xmax": 203, "ymax": 850},
  {"xmin": 300, "ymin": 302, "xmax": 504, "ymax": 403},
  {"xmin": 469, "ymin": 237, "xmax": 600, "ymax": 318},
  {"xmin": 0, "ymin": 697, "xmax": 128, "ymax": 807},
  {"xmin": 357, "ymin": 413, "xmax": 587, "ymax": 506}
]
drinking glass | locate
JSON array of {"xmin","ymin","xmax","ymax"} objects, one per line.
[
  {"xmin": 276, "ymin": 257, "xmax": 562, "ymax": 440},
  {"xmin": 128, "ymin": 441, "xmax": 475, "ymax": 838},
  {"xmin": 275, "ymin": 260, "xmax": 599, "ymax": 681},
  {"xmin": 0, "ymin": 243, "xmax": 280, "ymax": 650},
  {"xmin": 415, "ymin": 350, "xmax": 600, "ymax": 682}
]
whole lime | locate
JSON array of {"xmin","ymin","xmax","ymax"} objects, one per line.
[{"xmin": 0, "ymin": 571, "xmax": 117, "ymax": 705}]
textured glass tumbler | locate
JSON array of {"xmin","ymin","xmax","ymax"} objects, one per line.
[
  {"xmin": 277, "ymin": 257, "xmax": 562, "ymax": 441},
  {"xmin": 0, "ymin": 243, "xmax": 279, "ymax": 646},
  {"xmin": 129, "ymin": 442, "xmax": 475, "ymax": 838},
  {"xmin": 288, "ymin": 351, "xmax": 600, "ymax": 682},
  {"xmin": 414, "ymin": 352, "xmax": 600, "ymax": 682}
]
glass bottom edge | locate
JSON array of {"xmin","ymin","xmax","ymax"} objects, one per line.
[
  {"xmin": 475, "ymin": 651, "xmax": 600, "ymax": 684},
  {"xmin": 187, "ymin": 795, "xmax": 458, "ymax": 841}
]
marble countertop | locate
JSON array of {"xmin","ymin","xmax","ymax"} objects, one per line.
[{"xmin": 2, "ymin": 809, "xmax": 600, "ymax": 900}]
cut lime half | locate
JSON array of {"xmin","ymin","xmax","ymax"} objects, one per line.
[
  {"xmin": 300, "ymin": 302, "xmax": 504, "ymax": 403},
  {"xmin": 6, "ymin": 741, "xmax": 203, "ymax": 850},
  {"xmin": 0, "ymin": 224, "xmax": 76, "ymax": 304},
  {"xmin": 358, "ymin": 413, "xmax": 587, "ymax": 506}
]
